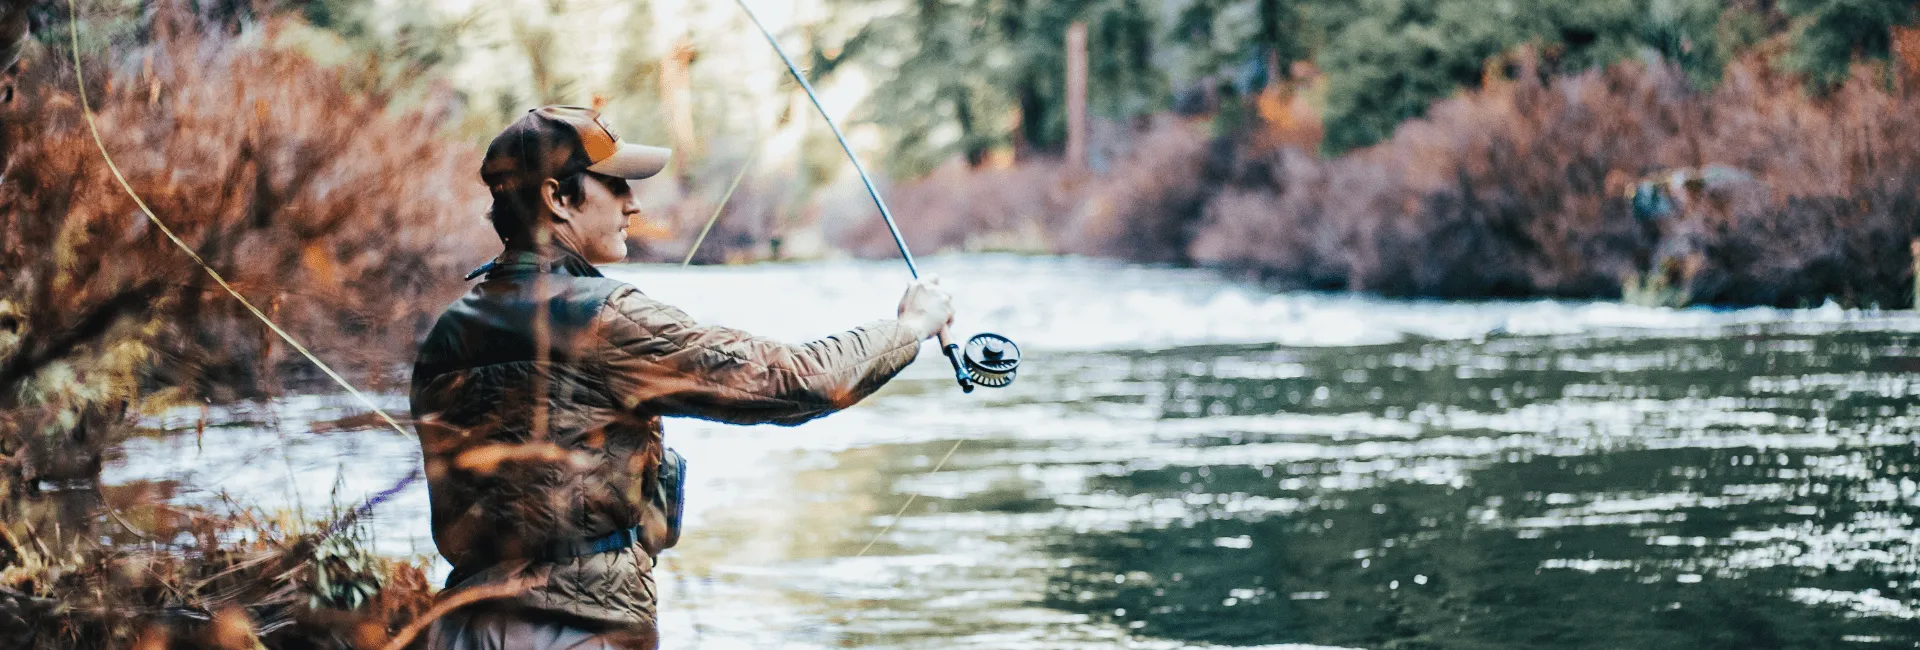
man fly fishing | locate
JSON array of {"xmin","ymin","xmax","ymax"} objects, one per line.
[{"xmin": 409, "ymin": 105, "xmax": 956, "ymax": 649}]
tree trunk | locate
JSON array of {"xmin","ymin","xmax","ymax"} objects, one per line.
[
  {"xmin": 1065, "ymin": 22, "xmax": 1089, "ymax": 170},
  {"xmin": 660, "ymin": 35, "xmax": 699, "ymax": 185}
]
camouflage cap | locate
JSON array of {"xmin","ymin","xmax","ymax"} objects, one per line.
[{"xmin": 481, "ymin": 105, "xmax": 672, "ymax": 192}]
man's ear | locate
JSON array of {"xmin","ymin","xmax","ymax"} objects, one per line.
[{"xmin": 540, "ymin": 177, "xmax": 573, "ymax": 223}]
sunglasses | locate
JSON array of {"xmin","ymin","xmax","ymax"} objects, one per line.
[{"xmin": 586, "ymin": 172, "xmax": 633, "ymax": 198}]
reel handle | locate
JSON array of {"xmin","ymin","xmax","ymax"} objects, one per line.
[{"xmin": 938, "ymin": 330, "xmax": 974, "ymax": 393}]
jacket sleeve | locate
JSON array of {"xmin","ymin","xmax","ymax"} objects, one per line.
[{"xmin": 596, "ymin": 285, "xmax": 923, "ymax": 425}]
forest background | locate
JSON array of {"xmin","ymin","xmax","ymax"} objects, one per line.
[
  {"xmin": 17, "ymin": 0, "xmax": 1920, "ymax": 310},
  {"xmin": 1, "ymin": 0, "xmax": 1919, "ymax": 647}
]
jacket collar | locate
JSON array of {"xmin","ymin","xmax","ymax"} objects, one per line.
[{"xmin": 464, "ymin": 246, "xmax": 605, "ymax": 281}]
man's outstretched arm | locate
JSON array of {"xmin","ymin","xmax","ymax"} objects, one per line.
[{"xmin": 596, "ymin": 279, "xmax": 952, "ymax": 425}]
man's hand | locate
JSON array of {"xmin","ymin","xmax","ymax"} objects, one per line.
[{"xmin": 897, "ymin": 276, "xmax": 955, "ymax": 341}]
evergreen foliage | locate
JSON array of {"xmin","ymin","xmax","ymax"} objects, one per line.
[
  {"xmin": 825, "ymin": 0, "xmax": 1920, "ymax": 162},
  {"xmin": 1170, "ymin": 0, "xmax": 1317, "ymax": 91},
  {"xmin": 1312, "ymin": 0, "xmax": 1747, "ymax": 153},
  {"xmin": 822, "ymin": 0, "xmax": 1166, "ymax": 176},
  {"xmin": 1780, "ymin": 0, "xmax": 1920, "ymax": 90}
]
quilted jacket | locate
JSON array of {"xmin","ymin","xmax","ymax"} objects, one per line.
[{"xmin": 410, "ymin": 249, "xmax": 922, "ymax": 628}]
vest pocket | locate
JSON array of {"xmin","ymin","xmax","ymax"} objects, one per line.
[{"xmin": 652, "ymin": 448, "xmax": 687, "ymax": 550}]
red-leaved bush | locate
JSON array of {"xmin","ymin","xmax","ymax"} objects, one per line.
[
  {"xmin": 864, "ymin": 55, "xmax": 1919, "ymax": 307},
  {"xmin": 0, "ymin": 10, "xmax": 490, "ymax": 648},
  {"xmin": 0, "ymin": 12, "xmax": 491, "ymax": 487},
  {"xmin": 1186, "ymin": 57, "xmax": 1920, "ymax": 305}
]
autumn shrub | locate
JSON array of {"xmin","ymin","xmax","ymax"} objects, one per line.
[
  {"xmin": 0, "ymin": 494, "xmax": 435, "ymax": 650},
  {"xmin": 838, "ymin": 51, "xmax": 1919, "ymax": 308},
  {"xmin": 1182, "ymin": 56, "xmax": 1920, "ymax": 305},
  {"xmin": 826, "ymin": 156, "xmax": 1089, "ymax": 258},
  {"xmin": 826, "ymin": 115, "xmax": 1228, "ymax": 264},
  {"xmin": 0, "ymin": 10, "xmax": 489, "ymax": 489},
  {"xmin": 1065, "ymin": 120, "xmax": 1217, "ymax": 264}
]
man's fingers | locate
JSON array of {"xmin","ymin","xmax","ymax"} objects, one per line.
[{"xmin": 899, "ymin": 275, "xmax": 956, "ymax": 341}]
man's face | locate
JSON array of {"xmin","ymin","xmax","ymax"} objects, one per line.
[{"xmin": 559, "ymin": 173, "xmax": 640, "ymax": 264}]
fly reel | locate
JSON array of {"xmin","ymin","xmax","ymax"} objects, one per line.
[{"xmin": 941, "ymin": 333, "xmax": 1020, "ymax": 393}]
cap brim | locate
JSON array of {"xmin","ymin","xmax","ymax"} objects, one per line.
[{"xmin": 587, "ymin": 142, "xmax": 673, "ymax": 180}]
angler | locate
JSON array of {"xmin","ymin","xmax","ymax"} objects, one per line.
[{"xmin": 408, "ymin": 105, "xmax": 955, "ymax": 649}]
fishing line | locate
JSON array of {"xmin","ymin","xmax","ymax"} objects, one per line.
[
  {"xmin": 721, "ymin": 6, "xmax": 1044, "ymax": 642},
  {"xmin": 681, "ymin": 150, "xmax": 758, "ymax": 266},
  {"xmin": 728, "ymin": 0, "xmax": 1025, "ymax": 585},
  {"xmin": 731, "ymin": 0, "xmax": 916, "ymax": 275},
  {"xmin": 728, "ymin": 0, "xmax": 956, "ymax": 564},
  {"xmin": 729, "ymin": 0, "xmax": 1020, "ymax": 391},
  {"xmin": 65, "ymin": 0, "xmax": 420, "ymax": 536},
  {"xmin": 851, "ymin": 437, "xmax": 963, "ymax": 558}
]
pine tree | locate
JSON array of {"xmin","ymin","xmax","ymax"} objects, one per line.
[
  {"xmin": 822, "ymin": 0, "xmax": 1166, "ymax": 176},
  {"xmin": 1781, "ymin": 0, "xmax": 1920, "ymax": 91}
]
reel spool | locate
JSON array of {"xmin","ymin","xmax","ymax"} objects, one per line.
[
  {"xmin": 940, "ymin": 333, "xmax": 1021, "ymax": 393},
  {"xmin": 962, "ymin": 334, "xmax": 1020, "ymax": 388}
]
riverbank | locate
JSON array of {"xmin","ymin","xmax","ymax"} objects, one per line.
[
  {"xmin": 833, "ymin": 58, "xmax": 1920, "ymax": 310},
  {"xmin": 0, "ymin": 489, "xmax": 434, "ymax": 649}
]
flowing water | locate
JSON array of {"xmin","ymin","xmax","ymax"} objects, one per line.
[{"xmin": 106, "ymin": 255, "xmax": 1920, "ymax": 649}]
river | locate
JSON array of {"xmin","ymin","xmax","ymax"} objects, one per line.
[{"xmin": 106, "ymin": 255, "xmax": 1920, "ymax": 649}]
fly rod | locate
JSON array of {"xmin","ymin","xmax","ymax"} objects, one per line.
[{"xmin": 732, "ymin": 0, "xmax": 1019, "ymax": 392}]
